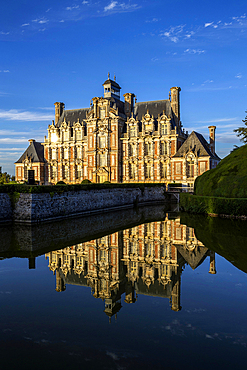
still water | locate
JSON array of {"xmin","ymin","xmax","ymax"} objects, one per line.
[{"xmin": 0, "ymin": 206, "xmax": 247, "ymax": 370}]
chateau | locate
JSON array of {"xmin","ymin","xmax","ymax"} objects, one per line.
[{"xmin": 15, "ymin": 75, "xmax": 220, "ymax": 185}]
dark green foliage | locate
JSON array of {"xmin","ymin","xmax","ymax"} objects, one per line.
[
  {"xmin": 103, "ymin": 181, "xmax": 111, "ymax": 184},
  {"xmin": 81, "ymin": 179, "xmax": 92, "ymax": 184},
  {"xmin": 180, "ymin": 212, "xmax": 247, "ymax": 273},
  {"xmin": 0, "ymin": 182, "xmax": 165, "ymax": 195},
  {"xmin": 56, "ymin": 181, "xmax": 66, "ymax": 185},
  {"xmin": 0, "ymin": 171, "xmax": 15, "ymax": 184},
  {"xmin": 234, "ymin": 110, "xmax": 247, "ymax": 143},
  {"xmin": 180, "ymin": 193, "xmax": 247, "ymax": 216},
  {"xmin": 195, "ymin": 144, "xmax": 247, "ymax": 198}
]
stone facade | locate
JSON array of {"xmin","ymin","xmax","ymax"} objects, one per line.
[{"xmin": 15, "ymin": 76, "xmax": 220, "ymax": 186}]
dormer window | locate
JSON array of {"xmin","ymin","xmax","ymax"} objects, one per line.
[
  {"xmin": 130, "ymin": 126, "xmax": 135, "ymax": 137},
  {"xmin": 161, "ymin": 123, "xmax": 167, "ymax": 135}
]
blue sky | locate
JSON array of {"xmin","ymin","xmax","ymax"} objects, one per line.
[{"xmin": 1, "ymin": 0, "xmax": 247, "ymax": 175}]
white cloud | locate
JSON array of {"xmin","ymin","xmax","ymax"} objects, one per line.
[
  {"xmin": 0, "ymin": 109, "xmax": 53, "ymax": 122},
  {"xmin": 146, "ymin": 18, "xmax": 158, "ymax": 23},
  {"xmin": 235, "ymin": 73, "xmax": 242, "ymax": 79},
  {"xmin": 104, "ymin": 1, "xmax": 139, "ymax": 13},
  {"xmin": 197, "ymin": 118, "xmax": 238, "ymax": 124},
  {"xmin": 0, "ymin": 70, "xmax": 10, "ymax": 73},
  {"xmin": 21, "ymin": 23, "xmax": 30, "ymax": 27},
  {"xmin": 160, "ymin": 25, "xmax": 186, "ymax": 43},
  {"xmin": 66, "ymin": 5, "xmax": 80, "ymax": 11},
  {"xmin": 184, "ymin": 48, "xmax": 205, "ymax": 54},
  {"xmin": 0, "ymin": 31, "xmax": 10, "ymax": 35},
  {"xmin": 205, "ymin": 22, "xmax": 214, "ymax": 27},
  {"xmin": 32, "ymin": 18, "xmax": 49, "ymax": 24},
  {"xmin": 104, "ymin": 1, "xmax": 118, "ymax": 11},
  {"xmin": 82, "ymin": 1, "xmax": 89, "ymax": 4}
]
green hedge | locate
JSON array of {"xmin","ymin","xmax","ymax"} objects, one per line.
[
  {"xmin": 180, "ymin": 192, "xmax": 247, "ymax": 216},
  {"xmin": 0, "ymin": 182, "xmax": 166, "ymax": 195}
]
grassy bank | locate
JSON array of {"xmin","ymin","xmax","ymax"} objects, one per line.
[{"xmin": 180, "ymin": 193, "xmax": 247, "ymax": 217}]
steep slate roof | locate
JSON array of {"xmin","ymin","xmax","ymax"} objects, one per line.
[
  {"xmin": 15, "ymin": 141, "xmax": 46, "ymax": 163},
  {"xmin": 102, "ymin": 78, "xmax": 121, "ymax": 89},
  {"xmin": 57, "ymin": 108, "xmax": 90, "ymax": 127},
  {"xmin": 173, "ymin": 131, "xmax": 221, "ymax": 160},
  {"xmin": 134, "ymin": 99, "xmax": 173, "ymax": 121},
  {"xmin": 176, "ymin": 244, "xmax": 209, "ymax": 270}
]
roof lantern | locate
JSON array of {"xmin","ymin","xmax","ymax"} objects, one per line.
[{"xmin": 102, "ymin": 73, "xmax": 121, "ymax": 100}]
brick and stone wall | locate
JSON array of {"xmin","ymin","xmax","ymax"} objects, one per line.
[{"xmin": 1, "ymin": 185, "xmax": 168, "ymax": 223}]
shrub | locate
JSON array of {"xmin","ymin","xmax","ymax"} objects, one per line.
[
  {"xmin": 81, "ymin": 179, "xmax": 92, "ymax": 184},
  {"xmin": 180, "ymin": 193, "xmax": 247, "ymax": 216},
  {"xmin": 56, "ymin": 181, "xmax": 66, "ymax": 185}
]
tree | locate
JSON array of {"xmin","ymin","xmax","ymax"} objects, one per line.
[
  {"xmin": 234, "ymin": 111, "xmax": 247, "ymax": 143},
  {"xmin": 0, "ymin": 171, "xmax": 15, "ymax": 184}
]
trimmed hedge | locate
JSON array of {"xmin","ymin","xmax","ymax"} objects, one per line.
[
  {"xmin": 195, "ymin": 144, "xmax": 247, "ymax": 198},
  {"xmin": 0, "ymin": 182, "xmax": 166, "ymax": 195},
  {"xmin": 180, "ymin": 192, "xmax": 247, "ymax": 216}
]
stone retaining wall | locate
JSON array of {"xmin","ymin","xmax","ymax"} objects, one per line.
[
  {"xmin": 0, "ymin": 186, "xmax": 168, "ymax": 223},
  {"xmin": 0, "ymin": 193, "xmax": 12, "ymax": 222}
]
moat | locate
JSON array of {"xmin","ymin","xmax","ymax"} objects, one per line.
[{"xmin": 0, "ymin": 206, "xmax": 247, "ymax": 369}]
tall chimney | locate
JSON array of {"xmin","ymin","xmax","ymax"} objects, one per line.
[
  {"xmin": 170, "ymin": 87, "xmax": 181, "ymax": 127},
  {"xmin": 123, "ymin": 93, "xmax": 135, "ymax": 118},
  {"xmin": 208, "ymin": 126, "xmax": 216, "ymax": 154},
  {"xmin": 54, "ymin": 102, "xmax": 65, "ymax": 125}
]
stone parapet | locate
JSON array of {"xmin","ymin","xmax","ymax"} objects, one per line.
[{"xmin": 1, "ymin": 185, "xmax": 168, "ymax": 223}]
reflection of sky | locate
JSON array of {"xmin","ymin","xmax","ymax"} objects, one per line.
[{"xmin": 0, "ymin": 254, "xmax": 247, "ymax": 369}]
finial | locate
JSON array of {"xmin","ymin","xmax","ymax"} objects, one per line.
[
  {"xmin": 108, "ymin": 72, "xmax": 110, "ymax": 79},
  {"xmin": 114, "ymin": 73, "xmax": 116, "ymax": 82}
]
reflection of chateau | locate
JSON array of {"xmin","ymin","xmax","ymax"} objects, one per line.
[
  {"xmin": 16, "ymin": 76, "xmax": 220, "ymax": 185},
  {"xmin": 46, "ymin": 216, "xmax": 216, "ymax": 319}
]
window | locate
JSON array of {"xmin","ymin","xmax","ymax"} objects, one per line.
[
  {"xmin": 187, "ymin": 161, "xmax": 194, "ymax": 178},
  {"xmin": 160, "ymin": 163, "xmax": 167, "ymax": 178},
  {"xmin": 161, "ymin": 142, "xmax": 167, "ymax": 155},
  {"xmin": 77, "ymin": 146, "xmax": 82, "ymax": 159},
  {"xmin": 161, "ymin": 124, "xmax": 167, "ymax": 135},
  {"xmin": 64, "ymin": 131, "xmax": 69, "ymax": 142},
  {"xmin": 17, "ymin": 167, "xmax": 22, "ymax": 177},
  {"xmin": 130, "ymin": 126, "xmax": 135, "ymax": 137},
  {"xmin": 51, "ymin": 166, "xmax": 56, "ymax": 179},
  {"xmin": 64, "ymin": 148, "xmax": 69, "ymax": 160},
  {"xmin": 129, "ymin": 144, "xmax": 134, "ymax": 156},
  {"xmin": 99, "ymin": 154, "xmax": 106, "ymax": 167},
  {"xmin": 145, "ymin": 142, "xmax": 152, "ymax": 155},
  {"xmin": 175, "ymin": 163, "xmax": 182, "ymax": 175},
  {"xmin": 52, "ymin": 148, "xmax": 57, "ymax": 160},
  {"xmin": 111, "ymin": 155, "xmax": 115, "ymax": 166},
  {"xmin": 64, "ymin": 166, "xmax": 69, "ymax": 179},
  {"xmin": 130, "ymin": 164, "xmax": 135, "ymax": 179},
  {"xmin": 145, "ymin": 163, "xmax": 151, "ymax": 179},
  {"xmin": 175, "ymin": 227, "xmax": 182, "ymax": 240},
  {"xmin": 99, "ymin": 136, "xmax": 106, "ymax": 148},
  {"xmin": 76, "ymin": 167, "xmax": 81, "ymax": 179},
  {"xmin": 76, "ymin": 130, "xmax": 82, "ymax": 141},
  {"xmin": 200, "ymin": 162, "xmax": 206, "ymax": 174}
]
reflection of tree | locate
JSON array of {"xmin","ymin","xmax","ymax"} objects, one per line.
[{"xmin": 46, "ymin": 215, "xmax": 216, "ymax": 318}]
